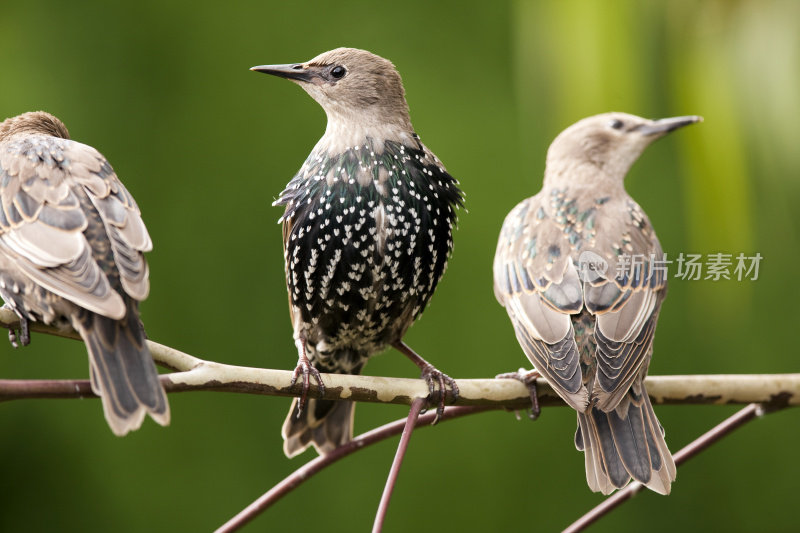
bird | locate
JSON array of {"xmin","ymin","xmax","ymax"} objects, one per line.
[
  {"xmin": 251, "ymin": 48, "xmax": 463, "ymax": 458},
  {"xmin": 0, "ymin": 111, "xmax": 169, "ymax": 436},
  {"xmin": 493, "ymin": 112, "xmax": 701, "ymax": 495}
]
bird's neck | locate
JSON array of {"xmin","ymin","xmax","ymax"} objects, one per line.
[
  {"xmin": 542, "ymin": 160, "xmax": 627, "ymax": 198},
  {"xmin": 316, "ymin": 111, "xmax": 415, "ymax": 155}
]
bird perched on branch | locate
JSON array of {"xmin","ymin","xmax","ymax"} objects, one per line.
[
  {"xmin": 494, "ymin": 112, "xmax": 701, "ymax": 494},
  {"xmin": 0, "ymin": 111, "xmax": 169, "ymax": 436},
  {"xmin": 252, "ymin": 48, "xmax": 463, "ymax": 457}
]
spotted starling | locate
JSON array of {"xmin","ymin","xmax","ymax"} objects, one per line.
[
  {"xmin": 494, "ymin": 112, "xmax": 701, "ymax": 494},
  {"xmin": 0, "ymin": 111, "xmax": 169, "ymax": 436},
  {"xmin": 251, "ymin": 48, "xmax": 463, "ymax": 457}
]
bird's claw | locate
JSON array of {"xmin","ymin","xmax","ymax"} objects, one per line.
[
  {"xmin": 290, "ymin": 359, "xmax": 325, "ymax": 416},
  {"xmin": 420, "ymin": 364, "xmax": 459, "ymax": 424},
  {"xmin": 496, "ymin": 368, "xmax": 541, "ymax": 420},
  {"xmin": 8, "ymin": 329, "xmax": 19, "ymax": 349},
  {"xmin": 7, "ymin": 315, "xmax": 30, "ymax": 349}
]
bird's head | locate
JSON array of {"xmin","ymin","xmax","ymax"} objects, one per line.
[
  {"xmin": 0, "ymin": 111, "xmax": 70, "ymax": 141},
  {"xmin": 544, "ymin": 112, "xmax": 702, "ymax": 187},
  {"xmin": 252, "ymin": 48, "xmax": 412, "ymax": 134}
]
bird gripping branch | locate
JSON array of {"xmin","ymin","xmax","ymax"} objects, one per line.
[
  {"xmin": 494, "ymin": 112, "xmax": 701, "ymax": 494},
  {"xmin": 252, "ymin": 48, "xmax": 464, "ymax": 457}
]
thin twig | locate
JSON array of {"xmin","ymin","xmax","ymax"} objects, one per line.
[
  {"xmin": 373, "ymin": 397, "xmax": 426, "ymax": 533},
  {"xmin": 214, "ymin": 405, "xmax": 488, "ymax": 533},
  {"xmin": 563, "ymin": 402, "xmax": 778, "ymax": 533}
]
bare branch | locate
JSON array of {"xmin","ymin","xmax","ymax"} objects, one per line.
[
  {"xmin": 2, "ymin": 308, "xmax": 799, "ymax": 409},
  {"xmin": 214, "ymin": 405, "xmax": 489, "ymax": 533},
  {"xmin": 215, "ymin": 399, "xmax": 794, "ymax": 532},
  {"xmin": 373, "ymin": 397, "xmax": 426, "ymax": 533},
  {"xmin": 5, "ymin": 307, "xmax": 798, "ymax": 531}
]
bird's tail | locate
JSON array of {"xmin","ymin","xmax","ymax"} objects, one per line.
[
  {"xmin": 282, "ymin": 356, "xmax": 363, "ymax": 458},
  {"xmin": 282, "ymin": 397, "xmax": 355, "ymax": 458},
  {"xmin": 575, "ymin": 386, "xmax": 675, "ymax": 495},
  {"xmin": 72, "ymin": 299, "xmax": 170, "ymax": 436}
]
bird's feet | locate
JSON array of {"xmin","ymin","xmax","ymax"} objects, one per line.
[
  {"xmin": 419, "ymin": 363, "xmax": 459, "ymax": 424},
  {"xmin": 7, "ymin": 314, "xmax": 30, "ymax": 349},
  {"xmin": 496, "ymin": 368, "xmax": 541, "ymax": 420},
  {"xmin": 392, "ymin": 341, "xmax": 459, "ymax": 424},
  {"xmin": 290, "ymin": 339, "xmax": 325, "ymax": 416}
]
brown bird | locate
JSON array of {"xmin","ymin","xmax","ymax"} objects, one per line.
[
  {"xmin": 252, "ymin": 48, "xmax": 463, "ymax": 457},
  {"xmin": 494, "ymin": 112, "xmax": 701, "ymax": 494},
  {"xmin": 0, "ymin": 111, "xmax": 169, "ymax": 436}
]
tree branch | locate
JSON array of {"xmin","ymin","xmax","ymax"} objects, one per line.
[
  {"xmin": 2, "ymin": 308, "xmax": 799, "ymax": 409},
  {"xmin": 214, "ymin": 405, "xmax": 489, "ymax": 533},
  {"xmin": 215, "ymin": 398, "xmax": 796, "ymax": 532},
  {"xmin": 373, "ymin": 397, "xmax": 426, "ymax": 533},
  {"xmin": 4, "ymin": 308, "xmax": 798, "ymax": 532}
]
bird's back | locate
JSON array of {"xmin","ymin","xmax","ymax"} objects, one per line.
[
  {"xmin": 494, "ymin": 185, "xmax": 666, "ymax": 408},
  {"xmin": 0, "ymin": 133, "xmax": 151, "ymax": 319},
  {"xmin": 0, "ymin": 115, "xmax": 168, "ymax": 436}
]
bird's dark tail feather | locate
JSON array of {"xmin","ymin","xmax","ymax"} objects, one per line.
[
  {"xmin": 282, "ymin": 397, "xmax": 355, "ymax": 458},
  {"xmin": 575, "ymin": 389, "xmax": 675, "ymax": 495},
  {"xmin": 73, "ymin": 300, "xmax": 170, "ymax": 436}
]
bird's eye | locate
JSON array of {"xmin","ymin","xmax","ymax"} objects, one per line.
[
  {"xmin": 330, "ymin": 66, "xmax": 346, "ymax": 79},
  {"xmin": 609, "ymin": 119, "xmax": 624, "ymax": 130}
]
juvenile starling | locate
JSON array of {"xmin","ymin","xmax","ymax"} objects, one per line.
[
  {"xmin": 252, "ymin": 48, "xmax": 463, "ymax": 457},
  {"xmin": 494, "ymin": 112, "xmax": 701, "ymax": 494},
  {"xmin": 0, "ymin": 111, "xmax": 169, "ymax": 436}
]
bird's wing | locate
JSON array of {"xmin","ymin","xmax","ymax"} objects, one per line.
[
  {"xmin": 66, "ymin": 139, "xmax": 152, "ymax": 300},
  {"xmin": 584, "ymin": 198, "xmax": 666, "ymax": 411},
  {"xmin": 0, "ymin": 135, "xmax": 151, "ymax": 318},
  {"xmin": 493, "ymin": 194, "xmax": 589, "ymax": 411},
  {"xmin": 281, "ymin": 216, "xmax": 300, "ymax": 330}
]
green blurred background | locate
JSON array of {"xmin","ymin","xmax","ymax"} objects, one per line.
[{"xmin": 1, "ymin": 0, "xmax": 798, "ymax": 531}]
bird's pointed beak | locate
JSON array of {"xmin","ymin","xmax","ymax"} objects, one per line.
[
  {"xmin": 639, "ymin": 115, "xmax": 703, "ymax": 136},
  {"xmin": 250, "ymin": 63, "xmax": 315, "ymax": 83}
]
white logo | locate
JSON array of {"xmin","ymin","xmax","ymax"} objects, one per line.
[{"xmin": 577, "ymin": 251, "xmax": 608, "ymax": 282}]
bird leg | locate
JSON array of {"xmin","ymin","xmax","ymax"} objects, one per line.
[
  {"xmin": 392, "ymin": 340, "xmax": 459, "ymax": 424},
  {"xmin": 496, "ymin": 368, "xmax": 541, "ymax": 420},
  {"xmin": 290, "ymin": 337, "xmax": 325, "ymax": 416},
  {"xmin": 7, "ymin": 314, "xmax": 30, "ymax": 349}
]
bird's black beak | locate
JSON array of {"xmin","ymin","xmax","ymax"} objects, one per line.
[
  {"xmin": 250, "ymin": 63, "xmax": 315, "ymax": 83},
  {"xmin": 639, "ymin": 115, "xmax": 703, "ymax": 136}
]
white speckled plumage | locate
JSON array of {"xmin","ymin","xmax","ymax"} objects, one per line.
[{"xmin": 254, "ymin": 48, "xmax": 463, "ymax": 457}]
